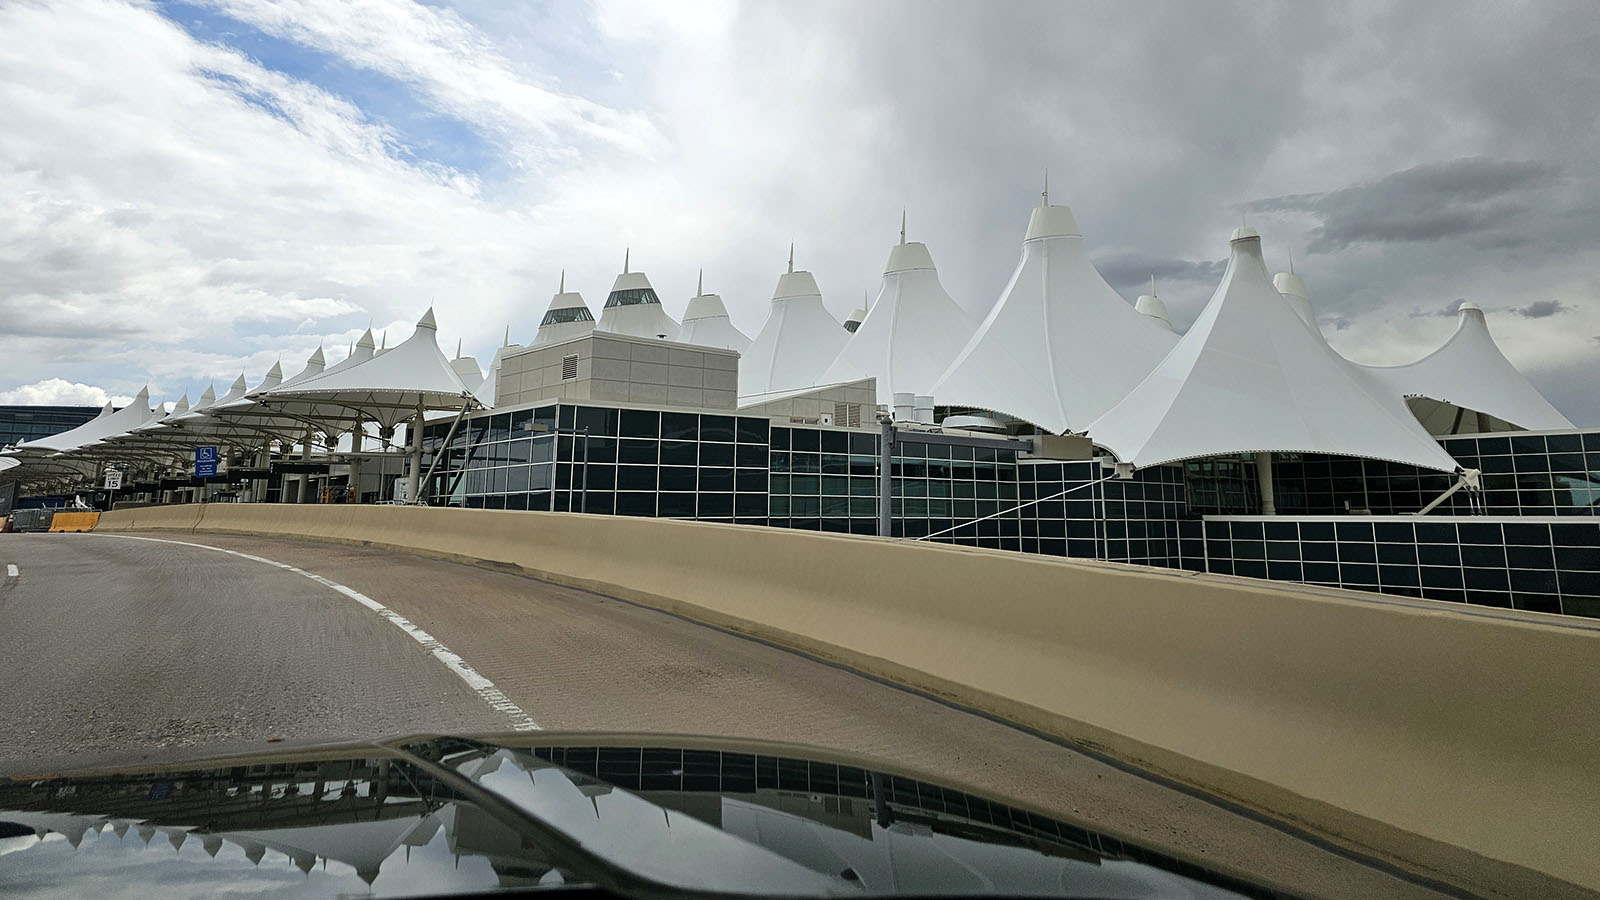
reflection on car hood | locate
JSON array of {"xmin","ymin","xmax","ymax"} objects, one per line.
[{"xmin": 0, "ymin": 733, "xmax": 1277, "ymax": 899}]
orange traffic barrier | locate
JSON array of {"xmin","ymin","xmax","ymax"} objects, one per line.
[{"xmin": 47, "ymin": 511, "xmax": 101, "ymax": 533}]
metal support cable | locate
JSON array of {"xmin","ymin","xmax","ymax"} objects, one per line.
[{"xmin": 914, "ymin": 471, "xmax": 1120, "ymax": 542}]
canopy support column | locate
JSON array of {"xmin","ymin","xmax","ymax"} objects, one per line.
[
  {"xmin": 1255, "ymin": 452, "xmax": 1276, "ymax": 516},
  {"xmin": 404, "ymin": 401, "xmax": 424, "ymax": 504},
  {"xmin": 296, "ymin": 430, "xmax": 313, "ymax": 504}
]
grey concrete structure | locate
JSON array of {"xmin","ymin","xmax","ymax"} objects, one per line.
[{"xmin": 496, "ymin": 332, "xmax": 740, "ymax": 410}]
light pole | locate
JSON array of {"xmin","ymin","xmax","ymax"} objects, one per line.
[{"xmin": 525, "ymin": 422, "xmax": 591, "ymax": 514}]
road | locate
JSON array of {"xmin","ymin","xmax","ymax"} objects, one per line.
[{"xmin": 0, "ymin": 531, "xmax": 1533, "ymax": 899}]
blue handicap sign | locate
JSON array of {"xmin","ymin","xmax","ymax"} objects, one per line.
[{"xmin": 195, "ymin": 445, "xmax": 219, "ymax": 478}]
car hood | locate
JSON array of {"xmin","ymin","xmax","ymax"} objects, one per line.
[{"xmin": 0, "ymin": 732, "xmax": 1272, "ymax": 899}]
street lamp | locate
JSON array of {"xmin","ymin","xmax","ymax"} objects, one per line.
[{"xmin": 525, "ymin": 422, "xmax": 591, "ymax": 514}]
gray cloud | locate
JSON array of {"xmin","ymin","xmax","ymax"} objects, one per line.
[
  {"xmin": 1092, "ymin": 253, "xmax": 1227, "ymax": 301},
  {"xmin": 0, "ymin": 0, "xmax": 1597, "ymax": 424},
  {"xmin": 1514, "ymin": 299, "xmax": 1570, "ymax": 318},
  {"xmin": 1249, "ymin": 157, "xmax": 1558, "ymax": 252},
  {"xmin": 1410, "ymin": 298, "xmax": 1469, "ymax": 319}
]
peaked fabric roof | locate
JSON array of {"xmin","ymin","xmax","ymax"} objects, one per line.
[
  {"xmin": 1088, "ymin": 228, "xmax": 1461, "ymax": 472},
  {"xmin": 534, "ymin": 281, "xmax": 597, "ymax": 346},
  {"xmin": 596, "ymin": 257, "xmax": 679, "ymax": 340},
  {"xmin": 264, "ymin": 309, "xmax": 473, "ymax": 428},
  {"xmin": 472, "ymin": 341, "xmax": 522, "ymax": 408},
  {"xmin": 1273, "ymin": 270, "xmax": 1316, "ymax": 328},
  {"xmin": 678, "ymin": 278, "xmax": 751, "ymax": 352},
  {"xmin": 932, "ymin": 201, "xmax": 1178, "ymax": 433},
  {"xmin": 739, "ymin": 255, "xmax": 848, "ymax": 396},
  {"xmin": 821, "ymin": 237, "xmax": 976, "ymax": 403},
  {"xmin": 24, "ymin": 388, "xmax": 151, "ymax": 453},
  {"xmin": 1366, "ymin": 303, "xmax": 1573, "ymax": 431}
]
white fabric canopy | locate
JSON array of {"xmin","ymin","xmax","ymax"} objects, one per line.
[
  {"xmin": 1366, "ymin": 303, "xmax": 1572, "ymax": 432},
  {"xmin": 596, "ymin": 264, "xmax": 679, "ymax": 340},
  {"xmin": 739, "ymin": 264, "xmax": 848, "ymax": 396},
  {"xmin": 533, "ymin": 278, "xmax": 597, "ymax": 346},
  {"xmin": 1088, "ymin": 228, "xmax": 1461, "ymax": 472},
  {"xmin": 821, "ymin": 238, "xmax": 976, "ymax": 403},
  {"xmin": 263, "ymin": 309, "xmax": 473, "ymax": 429},
  {"xmin": 932, "ymin": 202, "xmax": 1178, "ymax": 433},
  {"xmin": 678, "ymin": 283, "xmax": 751, "ymax": 352},
  {"xmin": 26, "ymin": 388, "xmax": 151, "ymax": 453}
]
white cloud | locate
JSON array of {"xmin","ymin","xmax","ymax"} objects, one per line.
[{"xmin": 0, "ymin": 378, "xmax": 134, "ymax": 407}]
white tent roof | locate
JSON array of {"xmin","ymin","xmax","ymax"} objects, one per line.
[
  {"xmin": 450, "ymin": 351, "xmax": 483, "ymax": 392},
  {"xmin": 534, "ymin": 272, "xmax": 597, "ymax": 346},
  {"xmin": 264, "ymin": 309, "xmax": 474, "ymax": 428},
  {"xmin": 1088, "ymin": 227, "xmax": 1461, "ymax": 472},
  {"xmin": 1366, "ymin": 302, "xmax": 1573, "ymax": 431},
  {"xmin": 821, "ymin": 234, "xmax": 976, "ymax": 403},
  {"xmin": 932, "ymin": 200, "xmax": 1179, "ymax": 433},
  {"xmin": 10, "ymin": 401, "xmax": 114, "ymax": 454},
  {"xmin": 843, "ymin": 308, "xmax": 866, "ymax": 333},
  {"xmin": 1134, "ymin": 278, "xmax": 1174, "ymax": 331},
  {"xmin": 739, "ymin": 250, "xmax": 848, "ymax": 396},
  {"xmin": 1273, "ymin": 268, "xmax": 1316, "ymax": 328},
  {"xmin": 28, "ymin": 388, "xmax": 151, "ymax": 453},
  {"xmin": 678, "ymin": 273, "xmax": 750, "ymax": 352},
  {"xmin": 596, "ymin": 253, "xmax": 679, "ymax": 340},
  {"xmin": 472, "ymin": 340, "xmax": 522, "ymax": 408}
]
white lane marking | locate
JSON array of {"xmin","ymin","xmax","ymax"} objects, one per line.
[
  {"xmin": 93, "ymin": 534, "xmax": 539, "ymax": 731},
  {"xmin": 5, "ymin": 564, "xmax": 16, "ymax": 579}
]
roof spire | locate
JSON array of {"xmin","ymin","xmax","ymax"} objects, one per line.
[
  {"xmin": 1150, "ymin": 274, "xmax": 1157, "ymax": 296},
  {"xmin": 697, "ymin": 268, "xmax": 704, "ymax": 296},
  {"xmin": 1042, "ymin": 167, "xmax": 1049, "ymax": 207},
  {"xmin": 559, "ymin": 268, "xmax": 565, "ymax": 293},
  {"xmin": 623, "ymin": 248, "xmax": 629, "ymax": 274},
  {"xmin": 504, "ymin": 324, "xmax": 510, "ymax": 346},
  {"xmin": 900, "ymin": 208, "xmax": 906, "ymax": 245},
  {"xmin": 455, "ymin": 338, "xmax": 462, "ymax": 359},
  {"xmin": 380, "ymin": 330, "xmax": 387, "ymax": 349},
  {"xmin": 787, "ymin": 242, "xmax": 794, "ymax": 274},
  {"xmin": 1287, "ymin": 248, "xmax": 1295, "ymax": 274}
]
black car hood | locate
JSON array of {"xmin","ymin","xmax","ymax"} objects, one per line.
[{"xmin": 0, "ymin": 733, "xmax": 1275, "ymax": 899}]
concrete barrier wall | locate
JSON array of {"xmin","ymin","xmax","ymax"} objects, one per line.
[
  {"xmin": 96, "ymin": 504, "xmax": 1600, "ymax": 891},
  {"xmin": 47, "ymin": 511, "xmax": 101, "ymax": 533}
]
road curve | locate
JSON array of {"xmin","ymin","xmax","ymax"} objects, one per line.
[{"xmin": 0, "ymin": 531, "xmax": 1509, "ymax": 900}]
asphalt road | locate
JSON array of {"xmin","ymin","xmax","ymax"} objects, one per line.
[{"xmin": 0, "ymin": 531, "xmax": 1542, "ymax": 900}]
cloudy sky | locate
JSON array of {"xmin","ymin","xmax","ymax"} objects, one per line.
[{"xmin": 1, "ymin": 0, "xmax": 1596, "ymax": 422}]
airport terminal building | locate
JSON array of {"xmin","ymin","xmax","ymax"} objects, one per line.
[{"xmin": 6, "ymin": 197, "xmax": 1598, "ymax": 617}]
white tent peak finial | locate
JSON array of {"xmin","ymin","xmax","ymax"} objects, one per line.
[
  {"xmin": 559, "ymin": 268, "xmax": 565, "ymax": 293},
  {"xmin": 900, "ymin": 208, "xmax": 906, "ymax": 245},
  {"xmin": 1042, "ymin": 166, "xmax": 1049, "ymax": 207},
  {"xmin": 1287, "ymin": 248, "xmax": 1295, "ymax": 274},
  {"xmin": 417, "ymin": 307, "xmax": 437, "ymax": 331},
  {"xmin": 309, "ymin": 346, "xmax": 324, "ymax": 365},
  {"xmin": 504, "ymin": 324, "xmax": 511, "ymax": 346},
  {"xmin": 788, "ymin": 242, "xmax": 795, "ymax": 274},
  {"xmin": 697, "ymin": 268, "xmax": 704, "ymax": 296},
  {"xmin": 623, "ymin": 248, "xmax": 629, "ymax": 274},
  {"xmin": 1150, "ymin": 274, "xmax": 1157, "ymax": 296},
  {"xmin": 455, "ymin": 338, "xmax": 462, "ymax": 359}
]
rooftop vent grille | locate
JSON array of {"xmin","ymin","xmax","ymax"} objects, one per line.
[
  {"xmin": 834, "ymin": 402, "xmax": 863, "ymax": 428},
  {"xmin": 562, "ymin": 354, "xmax": 579, "ymax": 380}
]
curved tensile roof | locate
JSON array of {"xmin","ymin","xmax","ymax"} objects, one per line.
[
  {"xmin": 1366, "ymin": 302, "xmax": 1572, "ymax": 432},
  {"xmin": 596, "ymin": 253, "xmax": 679, "ymax": 340},
  {"xmin": 264, "ymin": 309, "xmax": 474, "ymax": 429},
  {"xmin": 739, "ymin": 250, "xmax": 848, "ymax": 396},
  {"xmin": 821, "ymin": 234, "xmax": 976, "ymax": 403},
  {"xmin": 932, "ymin": 200, "xmax": 1179, "ymax": 434},
  {"xmin": 677, "ymin": 274, "xmax": 751, "ymax": 353},
  {"xmin": 534, "ymin": 272, "xmax": 597, "ymax": 347},
  {"xmin": 1088, "ymin": 227, "xmax": 1461, "ymax": 473}
]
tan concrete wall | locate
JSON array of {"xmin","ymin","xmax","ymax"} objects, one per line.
[
  {"xmin": 47, "ymin": 511, "xmax": 100, "ymax": 532},
  {"xmin": 96, "ymin": 503, "xmax": 1600, "ymax": 892}
]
